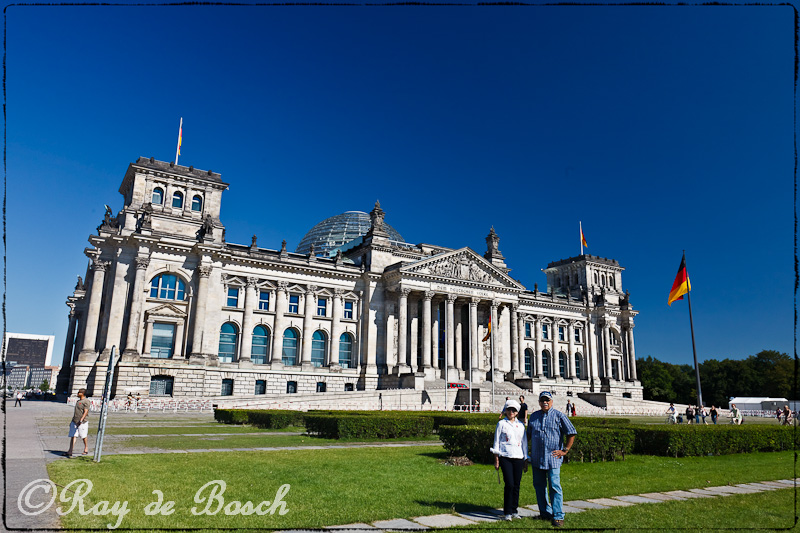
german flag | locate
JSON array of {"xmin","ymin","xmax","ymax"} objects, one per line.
[
  {"xmin": 667, "ymin": 255, "xmax": 691, "ymax": 306},
  {"xmin": 580, "ymin": 226, "xmax": 588, "ymax": 248},
  {"xmin": 482, "ymin": 317, "xmax": 492, "ymax": 342}
]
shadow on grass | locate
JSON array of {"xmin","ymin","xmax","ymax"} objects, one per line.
[{"xmin": 414, "ymin": 500, "xmax": 504, "ymax": 515}]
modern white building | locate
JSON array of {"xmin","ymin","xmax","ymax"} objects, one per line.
[{"xmin": 60, "ymin": 157, "xmax": 642, "ymax": 404}]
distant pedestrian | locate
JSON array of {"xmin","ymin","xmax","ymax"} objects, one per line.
[
  {"xmin": 571, "ymin": 403, "xmax": 576, "ymax": 417},
  {"xmin": 685, "ymin": 405, "xmax": 694, "ymax": 424},
  {"xmin": 565, "ymin": 400, "xmax": 572, "ymax": 417},
  {"xmin": 709, "ymin": 405, "xmax": 718, "ymax": 424},
  {"xmin": 491, "ymin": 399, "xmax": 528, "ymax": 521},
  {"xmin": 66, "ymin": 389, "xmax": 90, "ymax": 457},
  {"xmin": 14, "ymin": 390, "xmax": 23, "ymax": 407},
  {"xmin": 776, "ymin": 407, "xmax": 783, "ymax": 423},
  {"xmin": 782, "ymin": 405, "xmax": 792, "ymax": 426},
  {"xmin": 699, "ymin": 406, "xmax": 708, "ymax": 425},
  {"xmin": 518, "ymin": 396, "xmax": 529, "ymax": 425},
  {"xmin": 666, "ymin": 403, "xmax": 676, "ymax": 424},
  {"xmin": 730, "ymin": 404, "xmax": 742, "ymax": 425}
]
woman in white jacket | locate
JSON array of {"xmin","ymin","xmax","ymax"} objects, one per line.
[{"xmin": 491, "ymin": 399, "xmax": 528, "ymax": 520}]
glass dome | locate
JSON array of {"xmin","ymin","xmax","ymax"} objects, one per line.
[{"xmin": 295, "ymin": 211, "xmax": 404, "ymax": 256}]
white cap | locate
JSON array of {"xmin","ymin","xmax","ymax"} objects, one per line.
[{"xmin": 503, "ymin": 399, "xmax": 521, "ymax": 412}]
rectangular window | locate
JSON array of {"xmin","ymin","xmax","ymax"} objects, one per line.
[
  {"xmin": 149, "ymin": 376, "xmax": 174, "ymax": 396},
  {"xmin": 227, "ymin": 288, "xmax": 239, "ymax": 307},
  {"xmin": 525, "ymin": 322, "xmax": 532, "ymax": 338},
  {"xmin": 558, "ymin": 326, "xmax": 565, "ymax": 341},
  {"xmin": 151, "ymin": 323, "xmax": 176, "ymax": 358},
  {"xmin": 254, "ymin": 380, "xmax": 266, "ymax": 395},
  {"xmin": 316, "ymin": 382, "xmax": 327, "ymax": 393},
  {"xmin": 289, "ymin": 294, "xmax": 300, "ymax": 314},
  {"xmin": 542, "ymin": 324, "xmax": 550, "ymax": 340},
  {"xmin": 344, "ymin": 383, "xmax": 354, "ymax": 391},
  {"xmin": 258, "ymin": 291, "xmax": 270, "ymax": 311},
  {"xmin": 287, "ymin": 381, "xmax": 297, "ymax": 394},
  {"xmin": 221, "ymin": 378, "xmax": 234, "ymax": 396},
  {"xmin": 317, "ymin": 298, "xmax": 327, "ymax": 317},
  {"xmin": 344, "ymin": 301, "xmax": 354, "ymax": 319},
  {"xmin": 574, "ymin": 329, "xmax": 582, "ymax": 343}
]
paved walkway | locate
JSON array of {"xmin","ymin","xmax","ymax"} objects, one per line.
[{"xmin": 4, "ymin": 400, "xmax": 797, "ymax": 532}]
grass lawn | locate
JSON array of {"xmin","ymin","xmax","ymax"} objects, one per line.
[
  {"xmin": 47, "ymin": 446, "xmax": 795, "ymax": 530},
  {"xmin": 103, "ymin": 425, "xmax": 305, "ymax": 436}
]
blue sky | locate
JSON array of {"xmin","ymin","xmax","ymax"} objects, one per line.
[{"xmin": 6, "ymin": 2, "xmax": 794, "ymax": 367}]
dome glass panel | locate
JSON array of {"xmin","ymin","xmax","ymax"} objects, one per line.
[{"xmin": 295, "ymin": 211, "xmax": 403, "ymax": 256}]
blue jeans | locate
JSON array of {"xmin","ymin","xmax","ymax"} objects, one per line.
[{"xmin": 533, "ymin": 467, "xmax": 564, "ymax": 520}]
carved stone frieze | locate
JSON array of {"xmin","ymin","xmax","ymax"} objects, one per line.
[{"xmin": 135, "ymin": 257, "xmax": 150, "ymax": 270}]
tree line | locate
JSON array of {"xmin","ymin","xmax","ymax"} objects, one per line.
[{"xmin": 637, "ymin": 350, "xmax": 797, "ymax": 407}]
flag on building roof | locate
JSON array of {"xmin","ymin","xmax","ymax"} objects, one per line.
[
  {"xmin": 668, "ymin": 254, "xmax": 691, "ymax": 306},
  {"xmin": 580, "ymin": 223, "xmax": 588, "ymax": 249}
]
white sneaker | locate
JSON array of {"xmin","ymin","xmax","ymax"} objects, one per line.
[
  {"xmin": 512, "ymin": 513, "xmax": 522, "ymax": 519},
  {"xmin": 504, "ymin": 514, "xmax": 513, "ymax": 521}
]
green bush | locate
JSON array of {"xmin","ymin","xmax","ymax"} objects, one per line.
[
  {"xmin": 631, "ymin": 425, "xmax": 796, "ymax": 457},
  {"xmin": 214, "ymin": 409, "xmax": 249, "ymax": 425},
  {"xmin": 439, "ymin": 425, "xmax": 496, "ymax": 464},
  {"xmin": 569, "ymin": 427, "xmax": 634, "ymax": 462},
  {"xmin": 570, "ymin": 417, "xmax": 631, "ymax": 427},
  {"xmin": 213, "ymin": 409, "xmax": 303, "ymax": 428},
  {"xmin": 304, "ymin": 414, "xmax": 434, "ymax": 439}
]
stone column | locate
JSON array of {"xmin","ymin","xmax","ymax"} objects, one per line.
[
  {"xmin": 57, "ymin": 308, "xmax": 79, "ymax": 393},
  {"xmin": 189, "ymin": 264, "xmax": 212, "ymax": 364},
  {"xmin": 509, "ymin": 304, "xmax": 519, "ymax": 374},
  {"xmin": 143, "ymin": 318, "xmax": 154, "ymax": 354},
  {"xmin": 270, "ymin": 281, "xmax": 288, "ymax": 368},
  {"xmin": 431, "ymin": 298, "xmax": 440, "ymax": 371},
  {"xmin": 396, "ymin": 288, "xmax": 411, "ymax": 374},
  {"xmin": 78, "ymin": 258, "xmax": 109, "ymax": 360},
  {"xmin": 454, "ymin": 302, "xmax": 463, "ymax": 373},
  {"xmin": 602, "ymin": 321, "xmax": 612, "ymax": 380},
  {"xmin": 301, "ymin": 285, "xmax": 317, "ymax": 370},
  {"xmin": 329, "ymin": 289, "xmax": 344, "ymax": 369},
  {"xmin": 490, "ymin": 300, "xmax": 499, "ymax": 378},
  {"xmin": 123, "ymin": 257, "xmax": 150, "ymax": 360},
  {"xmin": 587, "ymin": 318, "xmax": 600, "ymax": 382},
  {"xmin": 568, "ymin": 320, "xmax": 577, "ymax": 379},
  {"xmin": 469, "ymin": 298, "xmax": 479, "ymax": 380},
  {"xmin": 534, "ymin": 315, "xmax": 544, "ymax": 378},
  {"xmin": 446, "ymin": 293, "xmax": 457, "ymax": 377},
  {"xmin": 517, "ymin": 313, "xmax": 526, "ymax": 374},
  {"xmin": 551, "ymin": 322, "xmax": 560, "ymax": 378},
  {"xmin": 409, "ymin": 297, "xmax": 419, "ymax": 372},
  {"xmin": 422, "ymin": 291, "xmax": 433, "ymax": 373},
  {"xmin": 239, "ymin": 277, "xmax": 257, "ymax": 367},
  {"xmin": 100, "ymin": 257, "xmax": 130, "ymax": 361},
  {"xmin": 626, "ymin": 325, "xmax": 637, "ymax": 380}
]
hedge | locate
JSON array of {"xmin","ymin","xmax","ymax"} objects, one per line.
[
  {"xmin": 439, "ymin": 425, "xmax": 496, "ymax": 464},
  {"xmin": 304, "ymin": 414, "xmax": 435, "ymax": 439},
  {"xmin": 631, "ymin": 425, "xmax": 796, "ymax": 457},
  {"xmin": 213, "ymin": 409, "xmax": 304, "ymax": 429}
]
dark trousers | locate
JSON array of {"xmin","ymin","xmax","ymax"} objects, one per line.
[
  {"xmin": 498, "ymin": 456, "xmax": 524, "ymax": 515},
  {"xmin": 14, "ymin": 399, "xmax": 21, "ymax": 407}
]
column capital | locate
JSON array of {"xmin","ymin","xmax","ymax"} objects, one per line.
[
  {"xmin": 446, "ymin": 293, "xmax": 458, "ymax": 303},
  {"xmin": 334, "ymin": 288, "xmax": 346, "ymax": 298},
  {"xmin": 423, "ymin": 290, "xmax": 435, "ymax": 301},
  {"xmin": 197, "ymin": 265, "xmax": 213, "ymax": 278},
  {"xmin": 134, "ymin": 257, "xmax": 150, "ymax": 270},
  {"xmin": 399, "ymin": 287, "xmax": 412, "ymax": 298},
  {"xmin": 510, "ymin": 303, "xmax": 519, "ymax": 313},
  {"xmin": 276, "ymin": 281, "xmax": 289, "ymax": 292},
  {"xmin": 306, "ymin": 284, "xmax": 318, "ymax": 295},
  {"xmin": 91, "ymin": 259, "xmax": 110, "ymax": 272},
  {"xmin": 246, "ymin": 277, "xmax": 258, "ymax": 288},
  {"xmin": 490, "ymin": 298, "xmax": 499, "ymax": 309},
  {"xmin": 469, "ymin": 297, "xmax": 480, "ymax": 307}
]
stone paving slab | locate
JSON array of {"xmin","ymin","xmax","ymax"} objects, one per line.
[
  {"xmin": 775, "ymin": 479, "xmax": 797, "ymax": 485},
  {"xmin": 457, "ymin": 510, "xmax": 501, "ymax": 522},
  {"xmin": 639, "ymin": 492, "xmax": 686, "ymax": 501},
  {"xmin": 328, "ymin": 523, "xmax": 380, "ymax": 530},
  {"xmin": 561, "ymin": 504, "xmax": 586, "ymax": 513},
  {"xmin": 412, "ymin": 514, "xmax": 477, "ymax": 528},
  {"xmin": 687, "ymin": 488, "xmax": 724, "ymax": 497},
  {"xmin": 587, "ymin": 497, "xmax": 634, "ymax": 507},
  {"xmin": 567, "ymin": 500, "xmax": 611, "ymax": 510},
  {"xmin": 614, "ymin": 495, "xmax": 664, "ymax": 504},
  {"xmin": 758, "ymin": 481, "xmax": 794, "ymax": 489},
  {"xmin": 372, "ymin": 518, "xmax": 429, "ymax": 530},
  {"xmin": 740, "ymin": 482, "xmax": 777, "ymax": 491},
  {"xmin": 663, "ymin": 490, "xmax": 714, "ymax": 499},
  {"xmin": 515, "ymin": 507, "xmax": 539, "ymax": 517},
  {"xmin": 704, "ymin": 485, "xmax": 759, "ymax": 494}
]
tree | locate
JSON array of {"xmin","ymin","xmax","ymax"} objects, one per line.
[{"xmin": 39, "ymin": 380, "xmax": 50, "ymax": 392}]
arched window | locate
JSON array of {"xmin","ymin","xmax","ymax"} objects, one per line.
[
  {"xmin": 251, "ymin": 325, "xmax": 269, "ymax": 364},
  {"xmin": 282, "ymin": 328, "xmax": 299, "ymax": 366},
  {"xmin": 339, "ymin": 333, "xmax": 354, "ymax": 369},
  {"xmin": 152, "ymin": 187, "xmax": 164, "ymax": 205},
  {"xmin": 542, "ymin": 350, "xmax": 551, "ymax": 377},
  {"xmin": 311, "ymin": 331, "xmax": 327, "ymax": 367},
  {"xmin": 559, "ymin": 351, "xmax": 567, "ymax": 377},
  {"xmin": 191, "ymin": 195, "xmax": 203, "ymax": 212},
  {"xmin": 610, "ymin": 276, "xmax": 616, "ymax": 289},
  {"xmin": 172, "ymin": 191, "xmax": 184, "ymax": 208},
  {"xmin": 575, "ymin": 353, "xmax": 583, "ymax": 379},
  {"xmin": 611, "ymin": 330, "xmax": 621, "ymax": 346},
  {"xmin": 150, "ymin": 274, "xmax": 186, "ymax": 301},
  {"xmin": 524, "ymin": 348, "xmax": 533, "ymax": 377},
  {"xmin": 593, "ymin": 272, "xmax": 598, "ymax": 284},
  {"xmin": 218, "ymin": 322, "xmax": 238, "ymax": 363}
]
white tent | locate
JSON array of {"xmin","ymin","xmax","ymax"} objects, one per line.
[{"xmin": 728, "ymin": 397, "xmax": 788, "ymax": 411}]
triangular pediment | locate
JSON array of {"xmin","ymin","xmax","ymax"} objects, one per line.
[
  {"xmin": 145, "ymin": 303, "xmax": 187, "ymax": 319},
  {"xmin": 398, "ymin": 248, "xmax": 525, "ymax": 290}
]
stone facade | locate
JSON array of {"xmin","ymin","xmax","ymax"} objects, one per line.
[{"xmin": 60, "ymin": 157, "xmax": 642, "ymax": 403}]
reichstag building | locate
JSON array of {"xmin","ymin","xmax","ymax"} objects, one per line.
[{"xmin": 58, "ymin": 157, "xmax": 642, "ymax": 403}]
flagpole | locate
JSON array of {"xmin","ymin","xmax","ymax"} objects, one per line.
[
  {"xmin": 684, "ymin": 251, "xmax": 704, "ymax": 408},
  {"xmin": 580, "ymin": 221, "xmax": 584, "ymax": 256},
  {"xmin": 175, "ymin": 117, "xmax": 183, "ymax": 165}
]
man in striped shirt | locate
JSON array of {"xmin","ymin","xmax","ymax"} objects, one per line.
[{"xmin": 528, "ymin": 390, "xmax": 577, "ymax": 528}]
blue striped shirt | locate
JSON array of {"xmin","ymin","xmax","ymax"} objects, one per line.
[{"xmin": 527, "ymin": 409, "xmax": 577, "ymax": 470}]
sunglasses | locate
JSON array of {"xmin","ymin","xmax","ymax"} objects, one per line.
[{"xmin": 539, "ymin": 398, "xmax": 552, "ymax": 402}]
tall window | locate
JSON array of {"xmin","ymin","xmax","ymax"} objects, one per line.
[
  {"xmin": 344, "ymin": 301, "xmax": 354, "ymax": 319},
  {"xmin": 542, "ymin": 350, "xmax": 551, "ymax": 377},
  {"xmin": 152, "ymin": 187, "xmax": 164, "ymax": 204},
  {"xmin": 574, "ymin": 328, "xmax": 582, "ymax": 343},
  {"xmin": 524, "ymin": 348, "xmax": 533, "ymax": 377},
  {"xmin": 339, "ymin": 333, "xmax": 354, "ymax": 369},
  {"xmin": 258, "ymin": 291, "xmax": 270, "ymax": 311},
  {"xmin": 611, "ymin": 330, "xmax": 620, "ymax": 346},
  {"xmin": 287, "ymin": 381, "xmax": 297, "ymax": 394},
  {"xmin": 172, "ymin": 191, "xmax": 184, "ymax": 208},
  {"xmin": 575, "ymin": 354, "xmax": 583, "ymax": 379},
  {"xmin": 255, "ymin": 380, "xmax": 266, "ymax": 395},
  {"xmin": 221, "ymin": 378, "xmax": 234, "ymax": 396},
  {"xmin": 282, "ymin": 328, "xmax": 298, "ymax": 365},
  {"xmin": 149, "ymin": 376, "xmax": 174, "ymax": 396},
  {"xmin": 317, "ymin": 298, "xmax": 327, "ymax": 317},
  {"xmin": 542, "ymin": 324, "xmax": 550, "ymax": 340},
  {"xmin": 218, "ymin": 322, "xmax": 238, "ymax": 363},
  {"xmin": 558, "ymin": 326, "xmax": 565, "ymax": 341},
  {"xmin": 191, "ymin": 195, "xmax": 202, "ymax": 212},
  {"xmin": 227, "ymin": 288, "xmax": 239, "ymax": 307},
  {"xmin": 150, "ymin": 274, "xmax": 186, "ymax": 301},
  {"xmin": 559, "ymin": 351, "xmax": 567, "ymax": 377},
  {"xmin": 525, "ymin": 322, "xmax": 532, "ymax": 338},
  {"xmin": 289, "ymin": 294, "xmax": 300, "ymax": 314},
  {"xmin": 311, "ymin": 331, "xmax": 326, "ymax": 367},
  {"xmin": 151, "ymin": 323, "xmax": 176, "ymax": 358},
  {"xmin": 251, "ymin": 325, "xmax": 269, "ymax": 364}
]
